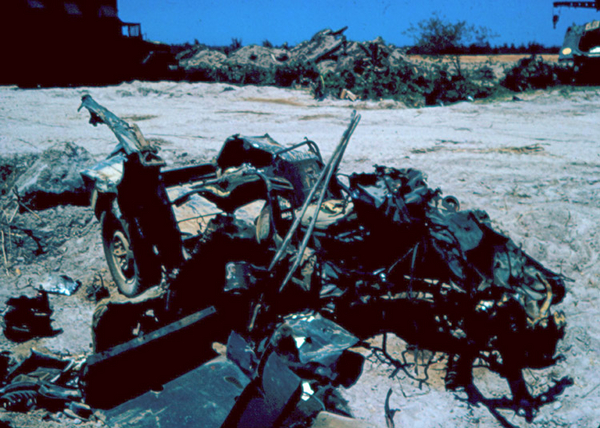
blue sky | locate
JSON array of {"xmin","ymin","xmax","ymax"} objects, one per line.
[{"xmin": 119, "ymin": 0, "xmax": 600, "ymax": 47}]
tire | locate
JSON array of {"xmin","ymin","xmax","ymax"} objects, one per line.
[
  {"xmin": 100, "ymin": 212, "xmax": 161, "ymax": 297},
  {"xmin": 442, "ymin": 196, "xmax": 460, "ymax": 212}
]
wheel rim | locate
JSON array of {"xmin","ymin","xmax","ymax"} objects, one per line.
[{"xmin": 110, "ymin": 230, "xmax": 136, "ymax": 284}]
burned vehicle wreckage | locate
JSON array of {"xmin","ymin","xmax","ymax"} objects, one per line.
[{"xmin": 72, "ymin": 95, "xmax": 569, "ymax": 426}]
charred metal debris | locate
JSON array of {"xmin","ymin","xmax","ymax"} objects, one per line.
[
  {"xmin": 2, "ymin": 292, "xmax": 62, "ymax": 343},
  {"xmin": 3, "ymin": 95, "xmax": 569, "ymax": 426},
  {"xmin": 0, "ymin": 351, "xmax": 86, "ymax": 415}
]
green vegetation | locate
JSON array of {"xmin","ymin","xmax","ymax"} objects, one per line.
[
  {"xmin": 405, "ymin": 13, "xmax": 555, "ymax": 55},
  {"xmin": 502, "ymin": 56, "xmax": 573, "ymax": 91},
  {"xmin": 404, "ymin": 13, "xmax": 496, "ymax": 55}
]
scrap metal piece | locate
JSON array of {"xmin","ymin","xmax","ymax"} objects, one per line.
[
  {"xmin": 78, "ymin": 95, "xmax": 152, "ymax": 156},
  {"xmin": 4, "ymin": 350, "xmax": 71, "ymax": 385},
  {"xmin": 105, "ymin": 356, "xmax": 251, "ymax": 428},
  {"xmin": 284, "ymin": 312, "xmax": 364, "ymax": 387},
  {"xmin": 217, "ymin": 134, "xmax": 323, "ymax": 207},
  {"xmin": 81, "ymin": 153, "xmax": 125, "ymax": 195},
  {"xmin": 37, "ymin": 274, "xmax": 81, "ymax": 296},
  {"xmin": 226, "ymin": 331, "xmax": 258, "ymax": 375},
  {"xmin": 223, "ymin": 352, "xmax": 302, "ymax": 428},
  {"xmin": 269, "ymin": 112, "xmax": 360, "ymax": 272},
  {"xmin": 275, "ymin": 112, "xmax": 361, "ymax": 291},
  {"xmin": 284, "ymin": 312, "xmax": 358, "ymax": 367},
  {"xmin": 0, "ymin": 350, "xmax": 82, "ymax": 413},
  {"xmin": 2, "ymin": 292, "xmax": 62, "ymax": 343},
  {"xmin": 384, "ymin": 388, "xmax": 398, "ymax": 428},
  {"xmin": 82, "ymin": 306, "xmax": 220, "ymax": 409}
]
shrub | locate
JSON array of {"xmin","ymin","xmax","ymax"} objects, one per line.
[
  {"xmin": 502, "ymin": 56, "xmax": 572, "ymax": 91},
  {"xmin": 274, "ymin": 64, "xmax": 319, "ymax": 87},
  {"xmin": 405, "ymin": 13, "xmax": 496, "ymax": 55},
  {"xmin": 223, "ymin": 38, "xmax": 243, "ymax": 55}
]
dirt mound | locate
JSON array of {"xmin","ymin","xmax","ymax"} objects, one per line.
[
  {"xmin": 179, "ymin": 49, "xmax": 227, "ymax": 81},
  {"xmin": 3, "ymin": 205, "xmax": 95, "ymax": 264},
  {"xmin": 0, "ymin": 143, "xmax": 97, "ymax": 268},
  {"xmin": 13, "ymin": 142, "xmax": 95, "ymax": 210},
  {"xmin": 0, "ymin": 154, "xmax": 38, "ymax": 198},
  {"xmin": 289, "ymin": 28, "xmax": 346, "ymax": 65},
  {"xmin": 176, "ymin": 28, "xmax": 505, "ymax": 106},
  {"xmin": 226, "ymin": 45, "xmax": 289, "ymax": 69},
  {"xmin": 176, "ymin": 28, "xmax": 573, "ymax": 107}
]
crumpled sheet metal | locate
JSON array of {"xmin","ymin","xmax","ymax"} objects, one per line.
[
  {"xmin": 81, "ymin": 153, "xmax": 125, "ymax": 194},
  {"xmin": 284, "ymin": 312, "xmax": 358, "ymax": 366},
  {"xmin": 0, "ymin": 350, "xmax": 83, "ymax": 413},
  {"xmin": 105, "ymin": 356, "xmax": 250, "ymax": 428},
  {"xmin": 350, "ymin": 166, "xmax": 565, "ymax": 310},
  {"xmin": 78, "ymin": 95, "xmax": 145, "ymax": 156}
]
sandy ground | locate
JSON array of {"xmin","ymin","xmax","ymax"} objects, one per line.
[{"xmin": 0, "ymin": 81, "xmax": 599, "ymax": 427}]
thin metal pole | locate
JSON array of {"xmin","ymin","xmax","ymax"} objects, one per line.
[
  {"xmin": 278, "ymin": 112, "xmax": 361, "ymax": 291},
  {"xmin": 268, "ymin": 112, "xmax": 360, "ymax": 271}
]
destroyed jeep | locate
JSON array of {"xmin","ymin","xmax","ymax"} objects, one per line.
[
  {"xmin": 80, "ymin": 97, "xmax": 568, "ymax": 423},
  {"xmin": 80, "ymin": 94, "xmax": 325, "ymax": 296}
]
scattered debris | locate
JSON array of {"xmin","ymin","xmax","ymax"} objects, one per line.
[
  {"xmin": 91, "ymin": 311, "xmax": 362, "ymax": 427},
  {"xmin": 84, "ymin": 306, "xmax": 220, "ymax": 408},
  {"xmin": 290, "ymin": 27, "xmax": 348, "ymax": 67},
  {"xmin": 176, "ymin": 27, "xmax": 568, "ymax": 106},
  {"xmin": 85, "ymin": 274, "xmax": 110, "ymax": 303},
  {"xmin": 0, "ymin": 350, "xmax": 85, "ymax": 415},
  {"xmin": 0, "ymin": 94, "xmax": 572, "ymax": 426},
  {"xmin": 36, "ymin": 274, "xmax": 81, "ymax": 296},
  {"xmin": 2, "ymin": 292, "xmax": 62, "ymax": 343}
]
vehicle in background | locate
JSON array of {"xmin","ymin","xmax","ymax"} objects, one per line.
[{"xmin": 553, "ymin": 1, "xmax": 600, "ymax": 81}]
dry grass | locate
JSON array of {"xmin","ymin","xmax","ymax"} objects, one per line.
[
  {"xmin": 299, "ymin": 114, "xmax": 337, "ymax": 120},
  {"xmin": 411, "ymin": 143, "xmax": 546, "ymax": 155},
  {"xmin": 492, "ymin": 144, "xmax": 546, "ymax": 154},
  {"xmin": 243, "ymin": 97, "xmax": 307, "ymax": 107},
  {"xmin": 121, "ymin": 114, "xmax": 159, "ymax": 121},
  {"xmin": 146, "ymin": 137, "xmax": 173, "ymax": 147},
  {"xmin": 215, "ymin": 110, "xmax": 272, "ymax": 115}
]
